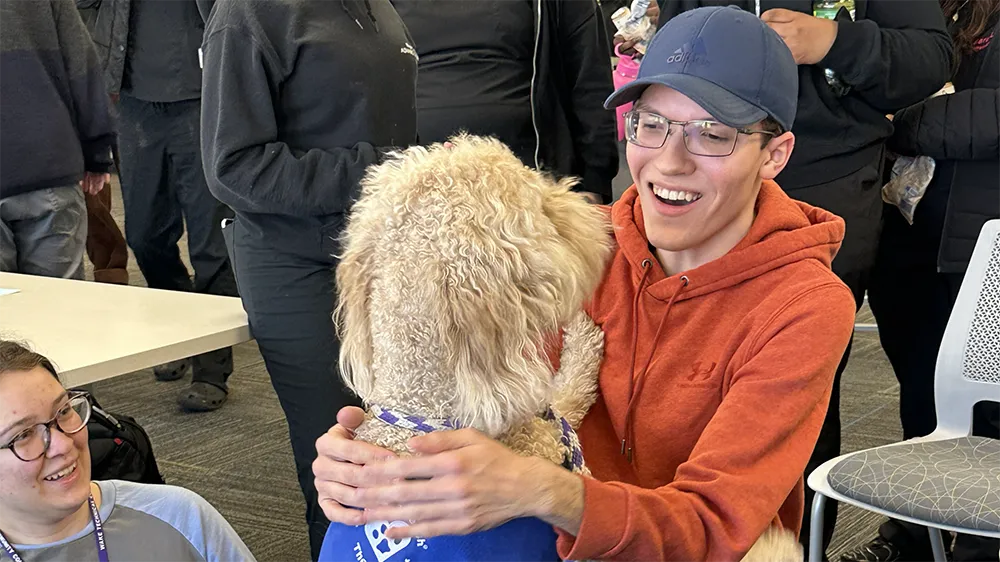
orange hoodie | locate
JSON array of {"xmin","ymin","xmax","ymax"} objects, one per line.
[{"xmin": 555, "ymin": 181, "xmax": 857, "ymax": 561}]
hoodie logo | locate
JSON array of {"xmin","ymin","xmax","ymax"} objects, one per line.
[
  {"xmin": 666, "ymin": 38, "xmax": 709, "ymax": 65},
  {"xmin": 687, "ymin": 361, "xmax": 717, "ymax": 382},
  {"xmin": 401, "ymin": 42, "xmax": 419, "ymax": 62}
]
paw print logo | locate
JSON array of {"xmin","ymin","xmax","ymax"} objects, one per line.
[{"xmin": 364, "ymin": 521, "xmax": 412, "ymax": 562}]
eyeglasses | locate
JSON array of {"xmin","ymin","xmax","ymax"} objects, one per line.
[
  {"xmin": 624, "ymin": 110, "xmax": 778, "ymax": 157},
  {"xmin": 0, "ymin": 392, "xmax": 91, "ymax": 462}
]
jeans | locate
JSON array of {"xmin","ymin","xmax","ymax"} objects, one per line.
[{"xmin": 1, "ymin": 185, "xmax": 87, "ymax": 279}]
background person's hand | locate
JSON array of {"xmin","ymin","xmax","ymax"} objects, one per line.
[
  {"xmin": 80, "ymin": 172, "xmax": 110, "ymax": 196},
  {"xmin": 646, "ymin": 1, "xmax": 660, "ymax": 27},
  {"xmin": 761, "ymin": 9, "xmax": 838, "ymax": 65},
  {"xmin": 313, "ymin": 406, "xmax": 396, "ymax": 525},
  {"xmin": 614, "ymin": 34, "xmax": 639, "ymax": 56}
]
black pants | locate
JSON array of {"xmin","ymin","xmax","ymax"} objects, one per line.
[
  {"xmin": 868, "ymin": 199, "xmax": 999, "ymax": 561},
  {"xmin": 229, "ymin": 212, "xmax": 363, "ymax": 560},
  {"xmin": 785, "ymin": 158, "xmax": 885, "ymax": 556},
  {"xmin": 117, "ymin": 95, "xmax": 237, "ymax": 387}
]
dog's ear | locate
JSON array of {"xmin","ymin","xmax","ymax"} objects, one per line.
[
  {"xmin": 334, "ymin": 196, "xmax": 382, "ymax": 401},
  {"xmin": 439, "ymin": 224, "xmax": 558, "ymax": 437},
  {"xmin": 540, "ymin": 178, "xmax": 613, "ymax": 316}
]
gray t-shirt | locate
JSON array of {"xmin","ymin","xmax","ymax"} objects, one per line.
[{"xmin": 12, "ymin": 480, "xmax": 255, "ymax": 561}]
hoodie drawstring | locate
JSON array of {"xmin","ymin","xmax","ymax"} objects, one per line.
[
  {"xmin": 622, "ymin": 259, "xmax": 652, "ymax": 460},
  {"xmin": 341, "ymin": 0, "xmax": 379, "ymax": 32},
  {"xmin": 622, "ymin": 264, "xmax": 689, "ymax": 465}
]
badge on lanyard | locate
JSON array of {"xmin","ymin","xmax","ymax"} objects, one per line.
[{"xmin": 0, "ymin": 495, "xmax": 109, "ymax": 562}]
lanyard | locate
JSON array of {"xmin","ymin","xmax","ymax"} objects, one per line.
[{"xmin": 0, "ymin": 495, "xmax": 108, "ymax": 562}]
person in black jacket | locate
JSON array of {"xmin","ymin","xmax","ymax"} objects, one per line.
[
  {"xmin": 656, "ymin": 0, "xmax": 953, "ymax": 555},
  {"xmin": 197, "ymin": 0, "xmax": 417, "ymax": 558},
  {"xmin": 76, "ymin": 0, "xmax": 239, "ymax": 412},
  {"xmin": 391, "ymin": 0, "xmax": 618, "ymax": 203},
  {"xmin": 856, "ymin": 2, "xmax": 1000, "ymax": 561}
]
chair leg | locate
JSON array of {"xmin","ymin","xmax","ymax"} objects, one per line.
[
  {"xmin": 809, "ymin": 493, "xmax": 827, "ymax": 562},
  {"xmin": 928, "ymin": 527, "xmax": 948, "ymax": 562}
]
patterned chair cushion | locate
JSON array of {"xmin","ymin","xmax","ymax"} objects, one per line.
[{"xmin": 828, "ymin": 437, "xmax": 1000, "ymax": 533}]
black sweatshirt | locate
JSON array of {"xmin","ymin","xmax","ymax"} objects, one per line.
[
  {"xmin": 199, "ymin": 0, "xmax": 417, "ymax": 218},
  {"xmin": 0, "ymin": 0, "xmax": 115, "ymax": 198},
  {"xmin": 658, "ymin": 0, "xmax": 953, "ymax": 189}
]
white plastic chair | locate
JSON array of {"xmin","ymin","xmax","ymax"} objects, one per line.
[{"xmin": 807, "ymin": 219, "xmax": 1000, "ymax": 562}]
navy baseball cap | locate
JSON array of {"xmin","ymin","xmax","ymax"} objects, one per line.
[{"xmin": 606, "ymin": 6, "xmax": 798, "ymax": 132}]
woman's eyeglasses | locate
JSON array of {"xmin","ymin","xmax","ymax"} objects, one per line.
[
  {"xmin": 624, "ymin": 110, "xmax": 777, "ymax": 157},
  {"xmin": 0, "ymin": 392, "xmax": 91, "ymax": 462}
]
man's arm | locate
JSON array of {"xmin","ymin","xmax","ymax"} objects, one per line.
[
  {"xmin": 889, "ymin": 88, "xmax": 1000, "ymax": 161},
  {"xmin": 555, "ymin": 0, "xmax": 619, "ymax": 204},
  {"xmin": 200, "ymin": 26, "xmax": 383, "ymax": 217},
  {"xmin": 819, "ymin": 0, "xmax": 952, "ymax": 113},
  {"xmin": 554, "ymin": 283, "xmax": 856, "ymax": 561},
  {"xmin": 52, "ymin": 0, "xmax": 114, "ymax": 174}
]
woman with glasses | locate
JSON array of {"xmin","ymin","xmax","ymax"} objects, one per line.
[{"xmin": 0, "ymin": 340, "xmax": 255, "ymax": 562}]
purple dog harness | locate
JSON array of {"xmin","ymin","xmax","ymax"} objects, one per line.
[{"xmin": 369, "ymin": 404, "xmax": 586, "ymax": 473}]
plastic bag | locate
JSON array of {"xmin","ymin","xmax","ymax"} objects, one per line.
[
  {"xmin": 882, "ymin": 155, "xmax": 936, "ymax": 224},
  {"xmin": 611, "ymin": 0, "xmax": 656, "ymax": 55}
]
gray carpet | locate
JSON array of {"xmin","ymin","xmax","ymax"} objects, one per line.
[{"xmin": 82, "ymin": 180, "xmax": 903, "ymax": 561}]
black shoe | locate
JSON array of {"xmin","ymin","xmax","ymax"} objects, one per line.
[
  {"xmin": 840, "ymin": 537, "xmax": 903, "ymax": 562},
  {"xmin": 153, "ymin": 359, "xmax": 191, "ymax": 382},
  {"xmin": 178, "ymin": 381, "xmax": 228, "ymax": 412}
]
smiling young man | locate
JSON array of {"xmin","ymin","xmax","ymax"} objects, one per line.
[{"xmin": 312, "ymin": 6, "xmax": 857, "ymax": 561}]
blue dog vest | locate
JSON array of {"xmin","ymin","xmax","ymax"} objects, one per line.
[
  {"xmin": 318, "ymin": 517, "xmax": 561, "ymax": 562},
  {"xmin": 318, "ymin": 406, "xmax": 584, "ymax": 562}
]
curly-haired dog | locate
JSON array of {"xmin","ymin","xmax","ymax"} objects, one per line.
[
  {"xmin": 323, "ymin": 135, "xmax": 803, "ymax": 562},
  {"xmin": 336, "ymin": 135, "xmax": 610, "ymax": 471}
]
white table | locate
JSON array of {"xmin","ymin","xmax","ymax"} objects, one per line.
[{"xmin": 0, "ymin": 273, "xmax": 251, "ymax": 388}]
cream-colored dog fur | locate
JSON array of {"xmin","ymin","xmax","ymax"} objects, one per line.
[
  {"xmin": 743, "ymin": 526, "xmax": 804, "ymax": 562},
  {"xmin": 335, "ymin": 134, "xmax": 803, "ymax": 562},
  {"xmin": 336, "ymin": 135, "xmax": 610, "ymax": 469}
]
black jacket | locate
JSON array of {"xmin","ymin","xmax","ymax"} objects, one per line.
[
  {"xmin": 392, "ymin": 0, "xmax": 618, "ymax": 202},
  {"xmin": 77, "ymin": 0, "xmax": 204, "ymax": 98},
  {"xmin": 199, "ymin": 0, "xmax": 418, "ymax": 218},
  {"xmin": 535, "ymin": 0, "xmax": 620, "ymax": 203},
  {"xmin": 0, "ymin": 0, "xmax": 115, "ymax": 197},
  {"xmin": 658, "ymin": 0, "xmax": 953, "ymax": 190},
  {"xmin": 75, "ymin": 0, "xmax": 129, "ymax": 94},
  {"xmin": 888, "ymin": 17, "xmax": 1000, "ymax": 273}
]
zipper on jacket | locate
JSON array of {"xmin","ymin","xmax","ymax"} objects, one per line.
[{"xmin": 530, "ymin": 0, "xmax": 542, "ymax": 170}]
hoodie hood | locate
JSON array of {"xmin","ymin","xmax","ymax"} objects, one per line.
[
  {"xmin": 613, "ymin": 179, "xmax": 845, "ymax": 301},
  {"xmin": 196, "ymin": 0, "xmax": 215, "ymax": 22}
]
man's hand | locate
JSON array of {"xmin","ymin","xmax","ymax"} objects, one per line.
[
  {"xmin": 354, "ymin": 429, "xmax": 585, "ymax": 540},
  {"xmin": 313, "ymin": 407, "xmax": 396, "ymax": 526},
  {"xmin": 80, "ymin": 172, "xmax": 109, "ymax": 196},
  {"xmin": 761, "ymin": 9, "xmax": 838, "ymax": 65}
]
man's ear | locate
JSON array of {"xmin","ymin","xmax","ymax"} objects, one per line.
[{"xmin": 759, "ymin": 131, "xmax": 795, "ymax": 181}]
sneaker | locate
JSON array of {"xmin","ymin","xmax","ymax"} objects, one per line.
[
  {"xmin": 153, "ymin": 359, "xmax": 191, "ymax": 382},
  {"xmin": 840, "ymin": 537, "xmax": 903, "ymax": 562}
]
